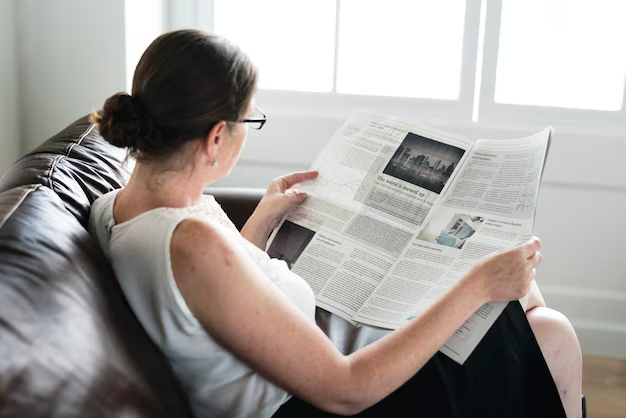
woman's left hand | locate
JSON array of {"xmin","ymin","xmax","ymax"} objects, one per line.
[{"xmin": 241, "ymin": 170, "xmax": 319, "ymax": 249}]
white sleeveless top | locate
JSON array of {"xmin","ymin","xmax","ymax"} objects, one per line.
[{"xmin": 89, "ymin": 189, "xmax": 316, "ymax": 418}]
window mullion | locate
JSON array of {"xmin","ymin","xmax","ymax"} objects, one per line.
[
  {"xmin": 332, "ymin": 0, "xmax": 341, "ymax": 94},
  {"xmin": 458, "ymin": 0, "xmax": 482, "ymax": 118},
  {"xmin": 471, "ymin": 0, "xmax": 487, "ymax": 122},
  {"xmin": 476, "ymin": 0, "xmax": 503, "ymax": 117},
  {"xmin": 622, "ymin": 70, "xmax": 626, "ymax": 112}
]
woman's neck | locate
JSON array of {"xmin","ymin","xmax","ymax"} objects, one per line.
[{"xmin": 123, "ymin": 161, "xmax": 209, "ymax": 209}]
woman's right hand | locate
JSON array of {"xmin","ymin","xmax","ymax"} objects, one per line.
[{"xmin": 462, "ymin": 237, "xmax": 543, "ymax": 304}]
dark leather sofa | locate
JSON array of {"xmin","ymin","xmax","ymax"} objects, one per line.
[{"xmin": 0, "ymin": 116, "xmax": 264, "ymax": 417}]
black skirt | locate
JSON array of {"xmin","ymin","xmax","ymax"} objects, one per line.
[{"xmin": 273, "ymin": 302, "xmax": 565, "ymax": 418}]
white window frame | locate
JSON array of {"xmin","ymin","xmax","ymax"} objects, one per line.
[
  {"xmin": 168, "ymin": 0, "xmax": 483, "ymax": 122},
  {"xmin": 167, "ymin": 0, "xmax": 626, "ymax": 133},
  {"xmin": 476, "ymin": 0, "xmax": 626, "ymax": 133}
]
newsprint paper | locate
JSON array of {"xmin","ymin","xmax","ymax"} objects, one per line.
[{"xmin": 267, "ymin": 110, "xmax": 552, "ymax": 364}]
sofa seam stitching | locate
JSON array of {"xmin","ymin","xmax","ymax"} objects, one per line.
[
  {"xmin": 0, "ymin": 184, "xmax": 41, "ymax": 231},
  {"xmin": 46, "ymin": 155, "xmax": 62, "ymax": 191},
  {"xmin": 76, "ymin": 124, "xmax": 95, "ymax": 146},
  {"xmin": 48, "ymin": 124, "xmax": 95, "ymax": 191}
]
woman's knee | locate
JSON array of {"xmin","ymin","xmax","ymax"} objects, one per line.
[
  {"xmin": 527, "ymin": 307, "xmax": 578, "ymax": 344},
  {"xmin": 527, "ymin": 307, "xmax": 582, "ymax": 374}
]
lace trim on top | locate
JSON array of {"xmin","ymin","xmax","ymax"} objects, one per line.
[{"xmin": 164, "ymin": 195, "xmax": 294, "ymax": 294}]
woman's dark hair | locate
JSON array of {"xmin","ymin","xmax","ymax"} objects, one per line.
[{"xmin": 91, "ymin": 29, "xmax": 258, "ymax": 161}]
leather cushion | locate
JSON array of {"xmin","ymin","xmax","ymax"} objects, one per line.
[
  {"xmin": 0, "ymin": 117, "xmax": 130, "ymax": 228},
  {"xmin": 0, "ymin": 115, "xmax": 264, "ymax": 231},
  {"xmin": 205, "ymin": 187, "xmax": 264, "ymax": 231},
  {"xmin": 0, "ymin": 185, "xmax": 192, "ymax": 417}
]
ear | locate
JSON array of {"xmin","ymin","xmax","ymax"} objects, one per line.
[{"xmin": 201, "ymin": 121, "xmax": 229, "ymax": 162}]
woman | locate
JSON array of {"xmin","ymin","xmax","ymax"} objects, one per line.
[{"xmin": 89, "ymin": 30, "xmax": 581, "ymax": 417}]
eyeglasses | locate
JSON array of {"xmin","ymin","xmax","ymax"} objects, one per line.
[{"xmin": 238, "ymin": 107, "xmax": 267, "ymax": 130}]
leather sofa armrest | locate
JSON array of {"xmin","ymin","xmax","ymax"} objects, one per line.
[{"xmin": 204, "ymin": 187, "xmax": 264, "ymax": 231}]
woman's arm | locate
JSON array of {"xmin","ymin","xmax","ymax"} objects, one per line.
[
  {"xmin": 519, "ymin": 279, "xmax": 546, "ymax": 312},
  {"xmin": 172, "ymin": 219, "xmax": 541, "ymax": 415},
  {"xmin": 239, "ymin": 212, "xmax": 275, "ymax": 249},
  {"xmin": 240, "ymin": 171, "xmax": 318, "ymax": 249}
]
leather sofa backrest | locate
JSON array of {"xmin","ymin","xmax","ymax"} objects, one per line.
[
  {"xmin": 0, "ymin": 115, "xmax": 264, "ymax": 417},
  {"xmin": 0, "ymin": 116, "xmax": 131, "ymax": 228},
  {"xmin": 0, "ymin": 184, "xmax": 192, "ymax": 417},
  {"xmin": 0, "ymin": 114, "xmax": 195, "ymax": 417}
]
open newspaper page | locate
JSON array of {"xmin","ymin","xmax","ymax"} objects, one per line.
[
  {"xmin": 352, "ymin": 128, "xmax": 552, "ymax": 364},
  {"xmin": 266, "ymin": 110, "xmax": 474, "ymax": 323}
]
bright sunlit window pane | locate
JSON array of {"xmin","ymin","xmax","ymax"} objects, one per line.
[
  {"xmin": 214, "ymin": 0, "xmax": 336, "ymax": 92},
  {"xmin": 495, "ymin": 0, "xmax": 626, "ymax": 110},
  {"xmin": 337, "ymin": 0, "xmax": 466, "ymax": 100}
]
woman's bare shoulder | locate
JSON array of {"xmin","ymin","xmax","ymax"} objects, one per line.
[{"xmin": 170, "ymin": 218, "xmax": 236, "ymax": 276}]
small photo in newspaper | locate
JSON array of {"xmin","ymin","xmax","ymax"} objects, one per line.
[
  {"xmin": 267, "ymin": 220, "xmax": 316, "ymax": 269},
  {"xmin": 417, "ymin": 212, "xmax": 485, "ymax": 250}
]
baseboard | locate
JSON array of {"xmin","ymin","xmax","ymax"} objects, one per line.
[
  {"xmin": 541, "ymin": 285, "xmax": 626, "ymax": 359},
  {"xmin": 571, "ymin": 320, "xmax": 626, "ymax": 360}
]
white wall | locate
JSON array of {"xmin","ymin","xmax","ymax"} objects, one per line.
[
  {"xmin": 16, "ymin": 0, "xmax": 127, "ymax": 152},
  {"xmin": 0, "ymin": 0, "xmax": 20, "ymax": 175}
]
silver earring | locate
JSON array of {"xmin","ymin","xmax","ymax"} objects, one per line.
[{"xmin": 212, "ymin": 160, "xmax": 218, "ymax": 168}]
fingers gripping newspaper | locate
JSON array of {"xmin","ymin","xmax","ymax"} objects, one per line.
[{"xmin": 267, "ymin": 110, "xmax": 551, "ymax": 364}]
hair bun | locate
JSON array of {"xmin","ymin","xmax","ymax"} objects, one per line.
[{"xmin": 91, "ymin": 92, "xmax": 159, "ymax": 151}]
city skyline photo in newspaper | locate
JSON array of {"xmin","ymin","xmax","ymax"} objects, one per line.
[{"xmin": 383, "ymin": 132, "xmax": 465, "ymax": 194}]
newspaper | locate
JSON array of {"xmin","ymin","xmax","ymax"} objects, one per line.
[{"xmin": 266, "ymin": 110, "xmax": 551, "ymax": 364}]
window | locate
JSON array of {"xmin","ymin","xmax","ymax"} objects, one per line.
[
  {"xmin": 211, "ymin": 0, "xmax": 470, "ymax": 101},
  {"xmin": 172, "ymin": 0, "xmax": 626, "ymax": 125},
  {"xmin": 494, "ymin": 0, "xmax": 626, "ymax": 111},
  {"xmin": 336, "ymin": 0, "xmax": 466, "ymax": 100},
  {"xmin": 214, "ymin": 0, "xmax": 336, "ymax": 92}
]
